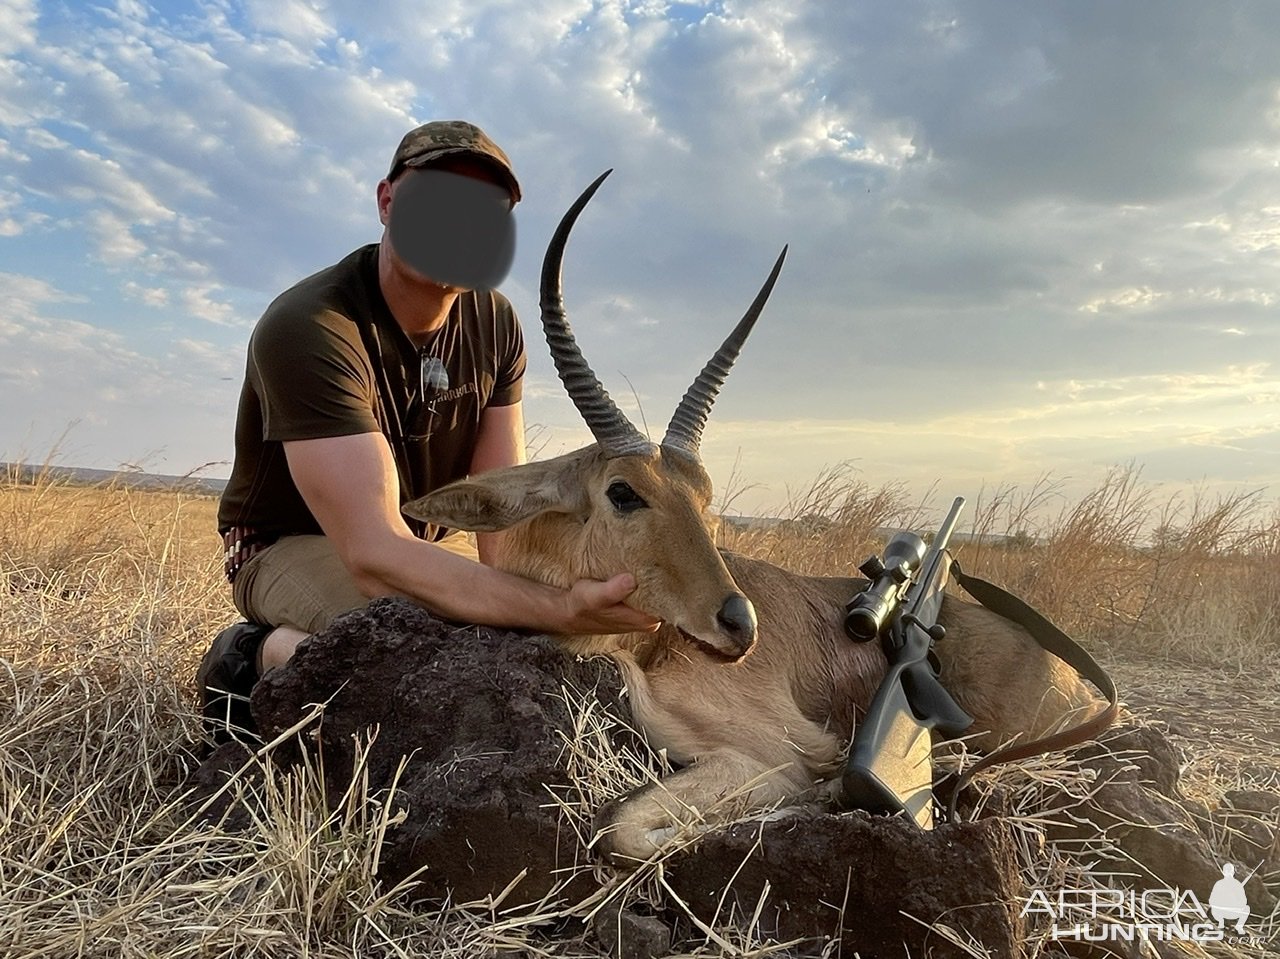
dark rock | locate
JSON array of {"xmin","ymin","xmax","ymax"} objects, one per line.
[
  {"xmin": 1075, "ymin": 722, "xmax": 1184, "ymax": 798},
  {"xmin": 663, "ymin": 809, "xmax": 1026, "ymax": 959},
  {"xmin": 1225, "ymin": 789, "xmax": 1280, "ymax": 816},
  {"xmin": 1211, "ymin": 805, "xmax": 1279, "ymax": 876},
  {"xmin": 1090, "ymin": 780, "xmax": 1220, "ymax": 886},
  {"xmin": 1039, "ymin": 721, "xmax": 1280, "ymax": 914},
  {"xmin": 592, "ymin": 905, "xmax": 673, "ymax": 959},
  {"xmin": 1066, "ymin": 781, "xmax": 1277, "ymax": 916},
  {"xmin": 183, "ymin": 740, "xmax": 260, "ymax": 830},
  {"xmin": 248, "ymin": 598, "xmax": 628, "ymax": 909}
]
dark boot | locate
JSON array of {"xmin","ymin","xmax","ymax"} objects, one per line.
[{"xmin": 196, "ymin": 622, "xmax": 272, "ymax": 746}]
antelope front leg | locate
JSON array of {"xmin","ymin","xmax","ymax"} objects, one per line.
[{"xmin": 592, "ymin": 749, "xmax": 803, "ymax": 866}]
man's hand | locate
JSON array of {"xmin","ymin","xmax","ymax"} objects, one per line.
[{"xmin": 562, "ymin": 573, "xmax": 662, "ymax": 635}]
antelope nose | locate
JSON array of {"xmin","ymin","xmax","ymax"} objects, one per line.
[{"xmin": 717, "ymin": 593, "xmax": 758, "ymax": 653}]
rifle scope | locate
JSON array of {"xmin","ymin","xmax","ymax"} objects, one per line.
[{"xmin": 844, "ymin": 531, "xmax": 928, "ymax": 642}]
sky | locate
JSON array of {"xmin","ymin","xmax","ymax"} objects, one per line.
[{"xmin": 2, "ymin": 0, "xmax": 1279, "ymax": 521}]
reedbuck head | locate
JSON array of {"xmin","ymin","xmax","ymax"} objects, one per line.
[{"xmin": 405, "ymin": 172, "xmax": 786, "ymax": 659}]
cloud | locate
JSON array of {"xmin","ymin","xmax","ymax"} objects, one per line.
[
  {"xmin": 0, "ymin": 269, "xmax": 239, "ymax": 471},
  {"xmin": 678, "ymin": 360, "xmax": 1280, "ymax": 511},
  {"xmin": 122, "ymin": 280, "xmax": 169, "ymax": 307},
  {"xmin": 0, "ymin": 181, "xmax": 45, "ymax": 234},
  {"xmin": 241, "ymin": 0, "xmax": 336, "ymax": 47},
  {"xmin": 0, "ymin": 268, "xmax": 82, "ymax": 309},
  {"xmin": 0, "ymin": 0, "xmax": 36, "ymax": 57},
  {"xmin": 0, "ymin": 0, "xmax": 1279, "ymax": 508},
  {"xmin": 793, "ymin": 2, "xmax": 1280, "ymax": 206},
  {"xmin": 0, "ymin": 0, "xmax": 416, "ymax": 295}
]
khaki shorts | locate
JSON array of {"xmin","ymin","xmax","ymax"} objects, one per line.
[{"xmin": 232, "ymin": 532, "xmax": 479, "ymax": 636}]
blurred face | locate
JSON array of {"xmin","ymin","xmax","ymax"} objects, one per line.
[{"xmin": 379, "ymin": 158, "xmax": 516, "ymax": 291}]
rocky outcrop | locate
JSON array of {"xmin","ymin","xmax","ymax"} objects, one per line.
[
  {"xmin": 664, "ymin": 810, "xmax": 1027, "ymax": 958},
  {"xmin": 1061, "ymin": 724, "xmax": 1275, "ymax": 915},
  {"xmin": 249, "ymin": 598, "xmax": 628, "ymax": 908}
]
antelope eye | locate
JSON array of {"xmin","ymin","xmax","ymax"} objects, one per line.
[{"xmin": 606, "ymin": 480, "xmax": 648, "ymax": 513}]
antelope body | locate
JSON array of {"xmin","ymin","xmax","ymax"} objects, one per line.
[{"xmin": 406, "ymin": 173, "xmax": 1103, "ymax": 863}]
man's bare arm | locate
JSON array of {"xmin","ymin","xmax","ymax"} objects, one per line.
[
  {"xmin": 284, "ymin": 431, "xmax": 659, "ymax": 634},
  {"xmin": 467, "ymin": 401, "xmax": 526, "ymax": 566}
]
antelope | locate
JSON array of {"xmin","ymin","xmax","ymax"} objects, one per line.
[{"xmin": 404, "ymin": 172, "xmax": 1104, "ymax": 864}]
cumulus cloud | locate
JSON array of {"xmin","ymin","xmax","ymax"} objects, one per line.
[
  {"xmin": 0, "ymin": 0, "xmax": 415, "ymax": 295},
  {"xmin": 122, "ymin": 280, "xmax": 169, "ymax": 307},
  {"xmin": 0, "ymin": 0, "xmax": 37, "ymax": 56},
  {"xmin": 0, "ymin": 269, "xmax": 239, "ymax": 471},
  {"xmin": 0, "ymin": 0, "xmax": 1278, "ymax": 508}
]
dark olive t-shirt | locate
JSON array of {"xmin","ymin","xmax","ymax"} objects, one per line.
[{"xmin": 218, "ymin": 244, "xmax": 526, "ymax": 541}]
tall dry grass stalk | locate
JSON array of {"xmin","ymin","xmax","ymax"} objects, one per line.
[
  {"xmin": 722, "ymin": 463, "xmax": 1280, "ymax": 669},
  {"xmin": 1, "ymin": 465, "xmax": 1276, "ymax": 957}
]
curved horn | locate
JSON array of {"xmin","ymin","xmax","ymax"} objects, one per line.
[
  {"xmin": 662, "ymin": 246, "xmax": 787, "ymax": 458},
  {"xmin": 540, "ymin": 170, "xmax": 652, "ymax": 458}
]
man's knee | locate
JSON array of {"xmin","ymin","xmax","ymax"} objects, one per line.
[{"xmin": 260, "ymin": 625, "xmax": 310, "ymax": 673}]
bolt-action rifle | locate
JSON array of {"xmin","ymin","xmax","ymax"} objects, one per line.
[{"xmin": 838, "ymin": 496, "xmax": 972, "ymax": 829}]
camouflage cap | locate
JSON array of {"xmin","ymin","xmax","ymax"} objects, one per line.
[{"xmin": 387, "ymin": 120, "xmax": 522, "ymax": 202}]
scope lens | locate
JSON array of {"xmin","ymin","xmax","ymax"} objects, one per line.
[{"xmin": 844, "ymin": 606, "xmax": 881, "ymax": 642}]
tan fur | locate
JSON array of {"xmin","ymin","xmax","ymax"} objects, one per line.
[{"xmin": 406, "ymin": 447, "xmax": 1104, "ymax": 864}]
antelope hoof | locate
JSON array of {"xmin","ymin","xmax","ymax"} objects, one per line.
[{"xmin": 592, "ymin": 797, "xmax": 675, "ymax": 867}]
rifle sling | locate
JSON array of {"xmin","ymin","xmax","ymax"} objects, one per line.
[{"xmin": 946, "ymin": 560, "xmax": 1120, "ymax": 820}]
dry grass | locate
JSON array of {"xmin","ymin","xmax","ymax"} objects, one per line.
[{"xmin": 1, "ymin": 464, "xmax": 1277, "ymax": 957}]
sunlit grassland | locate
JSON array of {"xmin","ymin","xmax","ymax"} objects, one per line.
[{"xmin": 1, "ymin": 464, "xmax": 1276, "ymax": 957}]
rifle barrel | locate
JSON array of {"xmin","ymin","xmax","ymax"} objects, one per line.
[{"xmin": 904, "ymin": 496, "xmax": 966, "ymax": 617}]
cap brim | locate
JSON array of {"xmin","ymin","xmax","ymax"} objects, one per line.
[{"xmin": 400, "ymin": 149, "xmax": 522, "ymax": 202}]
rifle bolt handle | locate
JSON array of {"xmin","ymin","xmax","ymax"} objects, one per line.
[{"xmin": 902, "ymin": 614, "xmax": 947, "ymax": 643}]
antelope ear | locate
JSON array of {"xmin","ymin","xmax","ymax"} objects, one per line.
[{"xmin": 403, "ymin": 454, "xmax": 590, "ymax": 532}]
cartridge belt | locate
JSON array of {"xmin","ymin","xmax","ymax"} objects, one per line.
[{"xmin": 221, "ymin": 526, "xmax": 279, "ymax": 584}]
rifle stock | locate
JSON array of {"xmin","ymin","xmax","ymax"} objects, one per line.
[{"xmin": 842, "ymin": 665, "xmax": 934, "ymax": 827}]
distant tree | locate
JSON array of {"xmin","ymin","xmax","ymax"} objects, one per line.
[
  {"xmin": 1007, "ymin": 529, "xmax": 1036, "ymax": 551},
  {"xmin": 792, "ymin": 513, "xmax": 834, "ymax": 534},
  {"xmin": 1150, "ymin": 524, "xmax": 1185, "ymax": 551}
]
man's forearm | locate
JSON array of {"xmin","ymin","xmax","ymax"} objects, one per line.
[
  {"xmin": 278, "ymin": 432, "xmax": 657, "ymax": 635},
  {"xmin": 348, "ymin": 530, "xmax": 567, "ymax": 631},
  {"xmin": 346, "ymin": 529, "xmax": 660, "ymax": 637}
]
